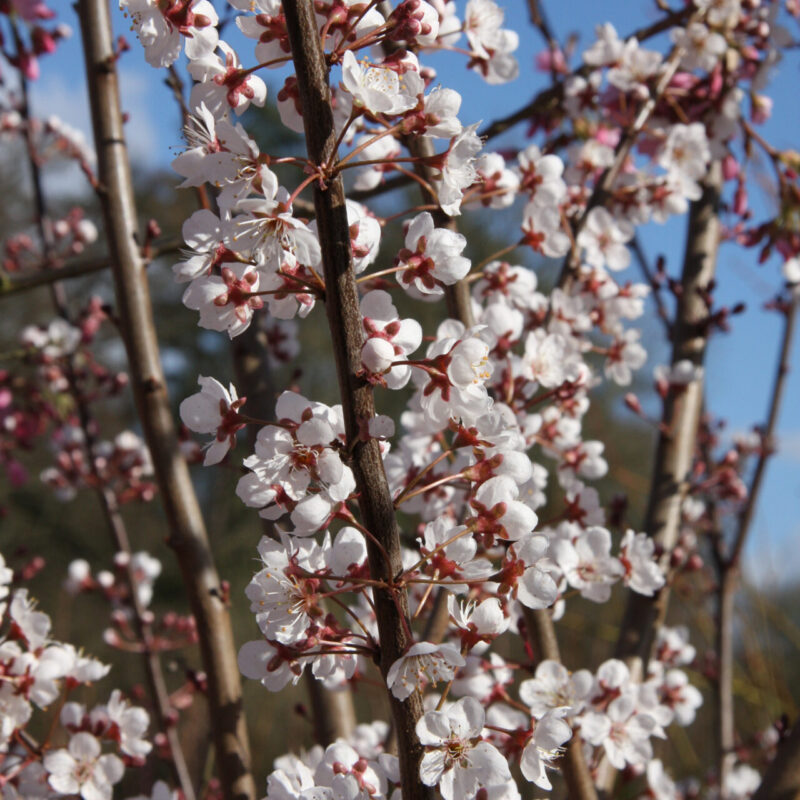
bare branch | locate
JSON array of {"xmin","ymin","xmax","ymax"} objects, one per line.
[
  {"xmin": 716, "ymin": 560, "xmax": 737, "ymax": 794},
  {"xmin": 77, "ymin": 4, "xmax": 255, "ymax": 800},
  {"xmin": 0, "ymin": 238, "xmax": 183, "ymax": 299},
  {"xmin": 631, "ymin": 236, "xmax": 671, "ymax": 338},
  {"xmin": 730, "ymin": 293, "xmax": 799, "ymax": 567}
]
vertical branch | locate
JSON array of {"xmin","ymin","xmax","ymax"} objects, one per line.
[
  {"xmin": 77, "ymin": 5, "xmax": 255, "ymax": 800},
  {"xmin": 614, "ymin": 162, "xmax": 722, "ymax": 677},
  {"xmin": 716, "ymin": 562, "xmax": 737, "ymax": 795},
  {"xmin": 522, "ymin": 608, "xmax": 598, "ymax": 800},
  {"xmin": 715, "ymin": 292, "xmax": 798, "ymax": 795},
  {"xmin": 279, "ymin": 1, "xmax": 430, "ymax": 796},
  {"xmin": 729, "ymin": 293, "xmax": 798, "ymax": 568}
]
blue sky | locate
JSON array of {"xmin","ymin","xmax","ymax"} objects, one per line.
[{"xmin": 31, "ymin": 0, "xmax": 800, "ymax": 585}]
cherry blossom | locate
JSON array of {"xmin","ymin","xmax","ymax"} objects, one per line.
[
  {"xmin": 519, "ymin": 660, "xmax": 593, "ymax": 719},
  {"xmin": 417, "ymin": 696, "xmax": 511, "ymax": 800},
  {"xmin": 188, "ymin": 42, "xmax": 267, "ymax": 116},
  {"xmin": 236, "ymin": 391, "xmax": 355, "ymax": 530},
  {"xmin": 360, "ymin": 290, "xmax": 422, "ymax": 387},
  {"xmin": 119, "ymin": 0, "xmax": 218, "ymax": 68},
  {"xmin": 520, "ymin": 712, "xmax": 572, "ymax": 790},
  {"xmin": 395, "ymin": 212, "xmax": 471, "ymax": 296},
  {"xmin": 43, "ymin": 732, "xmax": 124, "ymax": 800},
  {"xmin": 386, "ymin": 642, "xmax": 465, "ymax": 700},
  {"xmin": 179, "ymin": 376, "xmax": 246, "ymax": 465},
  {"xmin": 339, "ymin": 50, "xmax": 423, "ymax": 116}
]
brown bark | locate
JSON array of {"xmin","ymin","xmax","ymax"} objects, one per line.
[
  {"xmin": 716, "ymin": 564, "xmax": 737, "ymax": 795},
  {"xmin": 77, "ymin": 5, "xmax": 254, "ymax": 800},
  {"xmin": 614, "ymin": 162, "xmax": 722, "ymax": 677},
  {"xmin": 279, "ymin": 1, "xmax": 431, "ymax": 796},
  {"xmin": 0, "ymin": 239, "xmax": 182, "ymax": 298}
]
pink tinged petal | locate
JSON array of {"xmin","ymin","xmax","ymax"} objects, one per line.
[
  {"xmin": 362, "ymin": 337, "xmax": 396, "ymax": 372},
  {"xmin": 238, "ymin": 640, "xmax": 272, "ymax": 680},
  {"xmin": 291, "ymin": 493, "xmax": 332, "ymax": 533},
  {"xmin": 43, "ymin": 750, "xmax": 77, "ymax": 784},
  {"xmin": 579, "ymin": 711, "xmax": 611, "ymax": 746},
  {"xmin": 405, "ymin": 212, "xmax": 434, "ymax": 248},
  {"xmin": 470, "ymin": 740, "xmax": 511, "ymax": 783},
  {"xmin": 48, "ymin": 773, "xmax": 81, "ymax": 797},
  {"xmin": 180, "ymin": 393, "xmax": 221, "ymax": 434},
  {"xmin": 360, "ymin": 289, "xmax": 397, "ymax": 321},
  {"xmin": 297, "ymin": 418, "xmax": 335, "ymax": 445},
  {"xmin": 450, "ymin": 696, "xmax": 485, "ymax": 738},
  {"xmin": 80, "ymin": 778, "xmax": 112, "ymax": 800},
  {"xmin": 275, "ymin": 391, "xmax": 311, "ymax": 422}
]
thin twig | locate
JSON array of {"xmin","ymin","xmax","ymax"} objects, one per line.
[
  {"xmin": 631, "ymin": 235, "xmax": 671, "ymax": 337},
  {"xmin": 0, "ymin": 238, "xmax": 183, "ymax": 299}
]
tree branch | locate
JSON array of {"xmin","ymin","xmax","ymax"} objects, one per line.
[
  {"xmin": 279, "ymin": 1, "xmax": 431, "ymax": 796},
  {"xmin": 614, "ymin": 161, "xmax": 722, "ymax": 677},
  {"xmin": 0, "ymin": 238, "xmax": 183, "ymax": 299},
  {"xmin": 631, "ymin": 235, "xmax": 671, "ymax": 338},
  {"xmin": 77, "ymin": 4, "xmax": 254, "ymax": 800},
  {"xmin": 715, "ymin": 291, "xmax": 798, "ymax": 795}
]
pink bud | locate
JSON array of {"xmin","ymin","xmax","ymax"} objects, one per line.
[{"xmin": 722, "ymin": 154, "xmax": 740, "ymax": 181}]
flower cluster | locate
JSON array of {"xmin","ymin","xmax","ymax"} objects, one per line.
[
  {"xmin": 0, "ymin": 558, "xmax": 152, "ymax": 800},
  {"xmin": 7, "ymin": 0, "xmax": 795, "ymax": 798}
]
